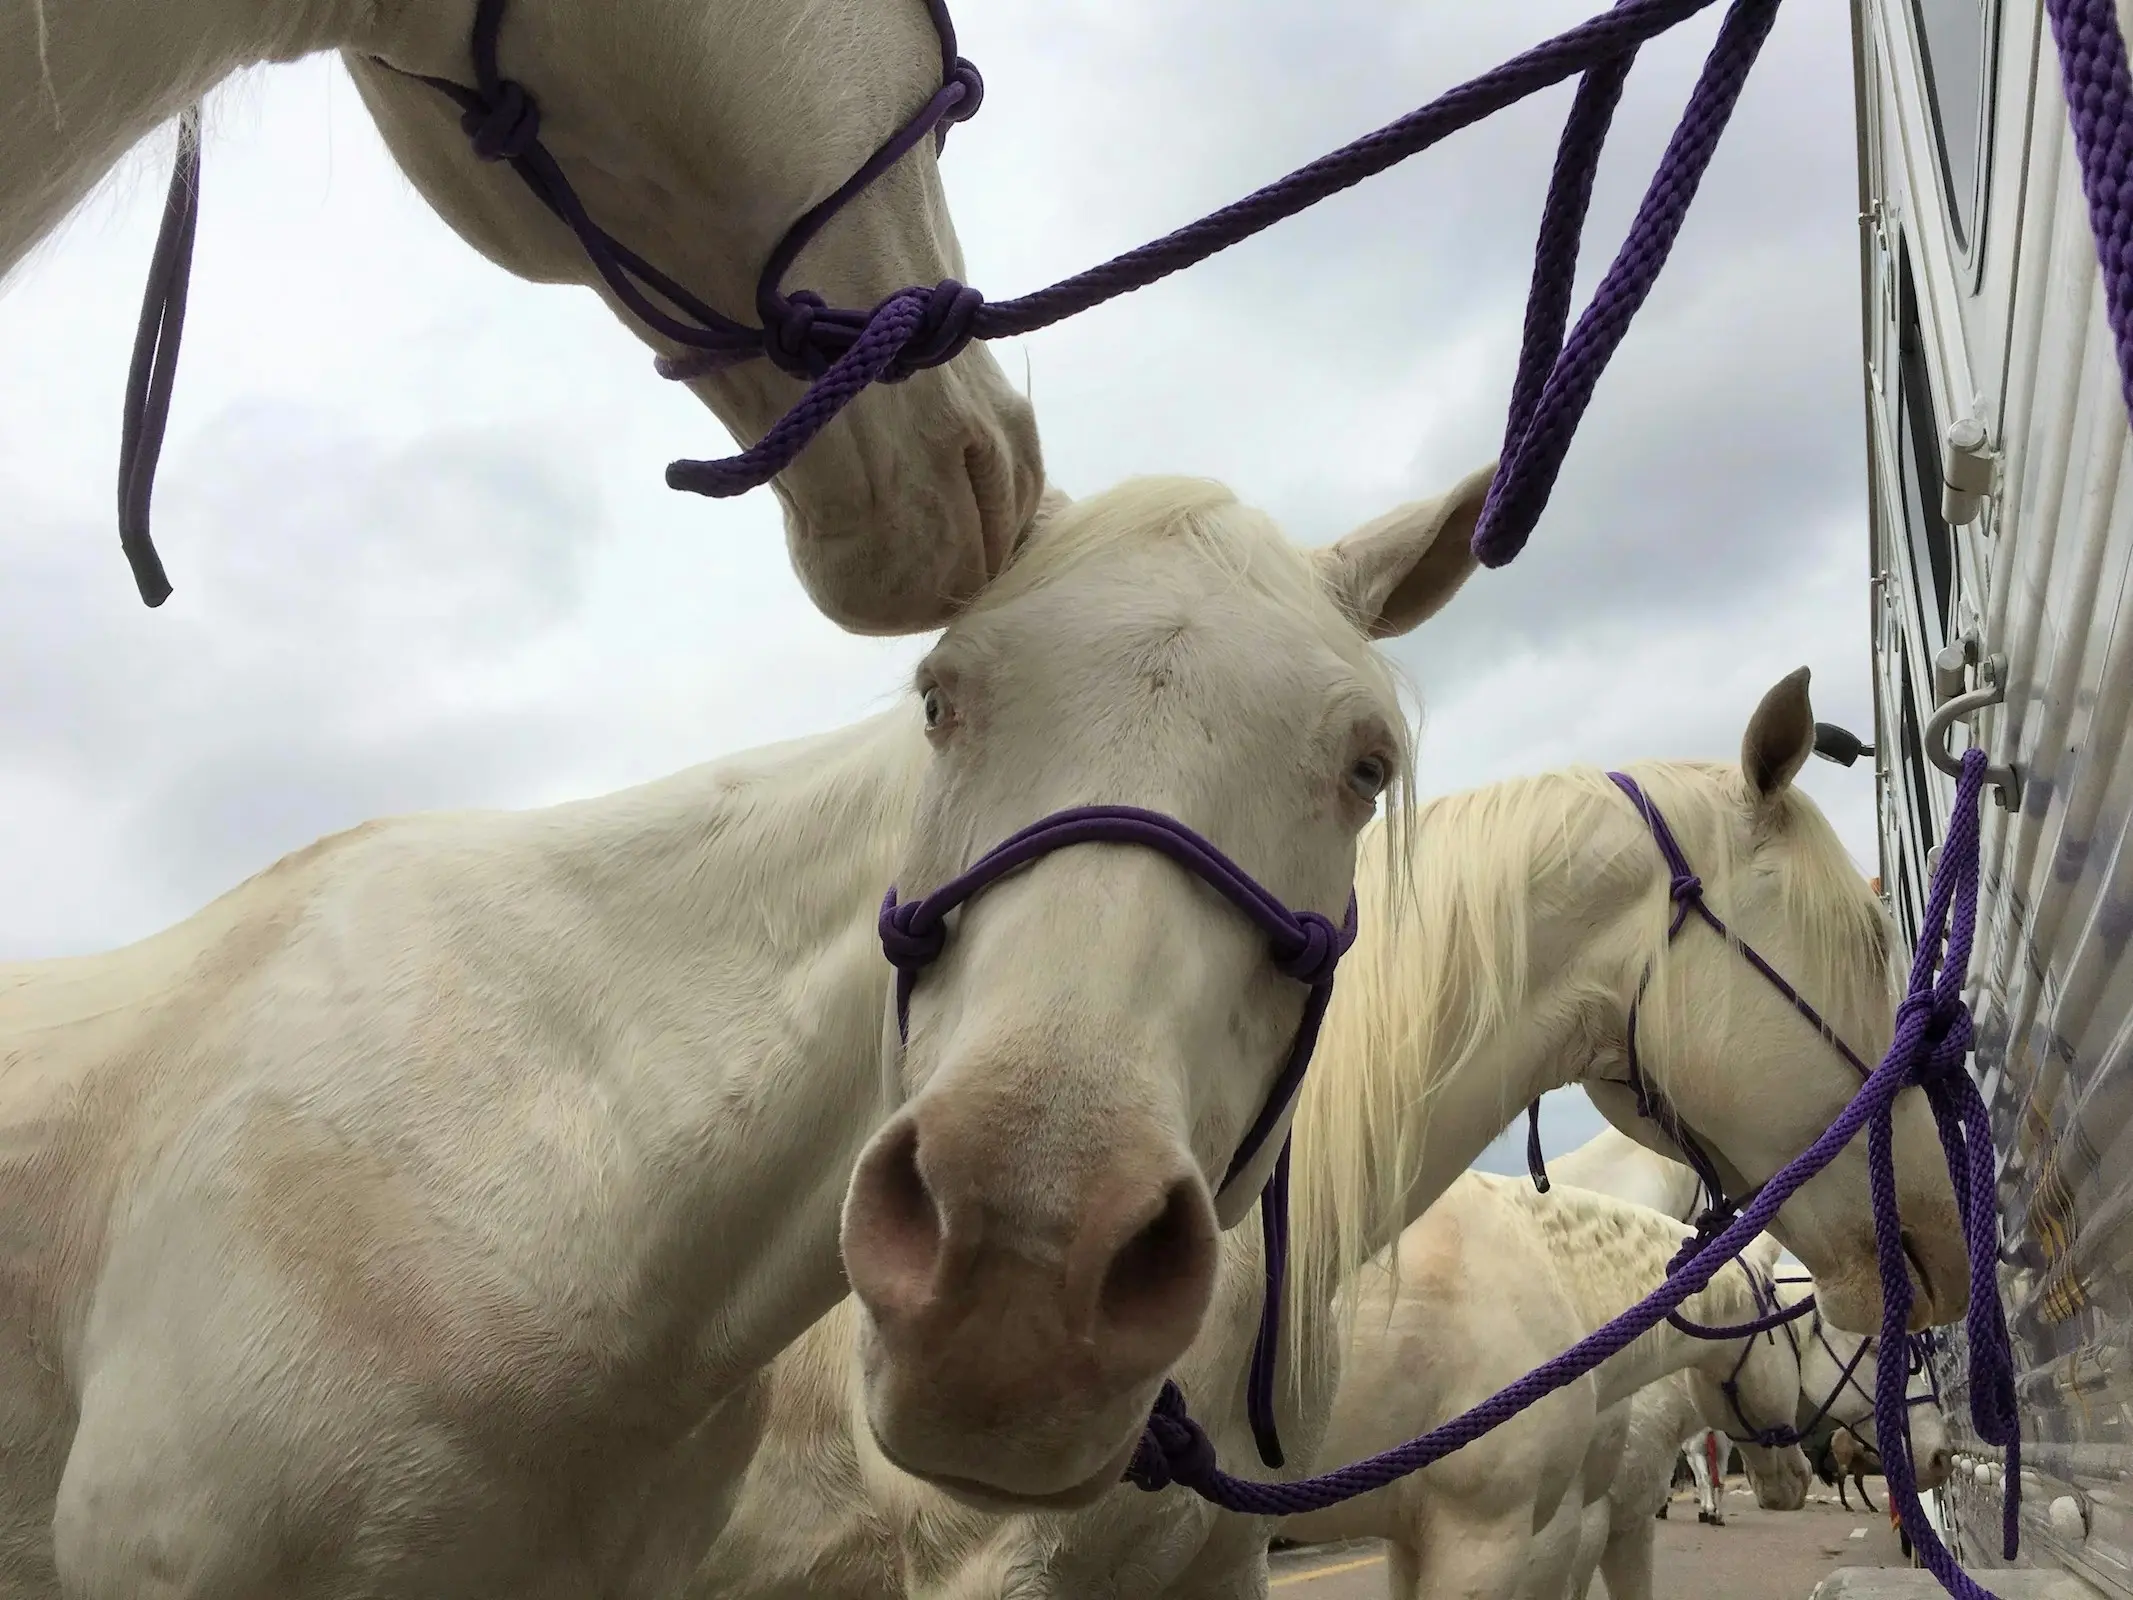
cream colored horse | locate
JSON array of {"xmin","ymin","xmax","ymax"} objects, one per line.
[
  {"xmin": 1540, "ymin": 1135, "xmax": 1953, "ymax": 1600},
  {"xmin": 1564, "ymin": 1278, "xmax": 1954, "ymax": 1600},
  {"xmin": 1547, "ymin": 1124, "xmax": 1704, "ymax": 1222},
  {"xmin": 1274, "ymin": 1177, "xmax": 1814, "ymax": 1600},
  {"xmin": 697, "ymin": 671, "xmax": 1970, "ymax": 1600},
  {"xmin": 0, "ymin": 467, "xmax": 1493, "ymax": 1599},
  {"xmin": 2, "ymin": 0, "xmax": 1040, "ymax": 628}
]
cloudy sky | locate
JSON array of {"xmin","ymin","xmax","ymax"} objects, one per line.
[{"xmin": 0, "ymin": 1, "xmax": 1881, "ymax": 1169}]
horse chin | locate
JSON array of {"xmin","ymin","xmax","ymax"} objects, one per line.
[
  {"xmin": 1812, "ymin": 1226, "xmax": 1959, "ymax": 1336},
  {"xmin": 1753, "ymin": 1466, "xmax": 1810, "ymax": 1511},
  {"xmin": 869, "ymin": 1423, "xmax": 1140, "ymax": 1512}
]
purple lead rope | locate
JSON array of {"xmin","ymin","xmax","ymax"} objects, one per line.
[
  {"xmin": 115, "ymin": 0, "xmax": 1779, "ymax": 602},
  {"xmin": 1124, "ymin": 750, "xmax": 2018, "ymax": 1600}
]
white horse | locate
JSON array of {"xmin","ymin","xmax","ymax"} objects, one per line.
[
  {"xmin": 0, "ymin": 466, "xmax": 1494, "ymax": 1598},
  {"xmin": 1546, "ymin": 1124, "xmax": 1705, "ymax": 1222},
  {"xmin": 1567, "ymin": 1281, "xmax": 1955, "ymax": 1600},
  {"xmin": 2, "ymin": 0, "xmax": 1040, "ymax": 628},
  {"xmin": 697, "ymin": 669, "xmax": 1970, "ymax": 1600},
  {"xmin": 1681, "ymin": 1424, "xmax": 1730, "ymax": 1522},
  {"xmin": 1537, "ymin": 1140, "xmax": 1955, "ymax": 1598},
  {"xmin": 1274, "ymin": 1178, "xmax": 1814, "ymax": 1600}
]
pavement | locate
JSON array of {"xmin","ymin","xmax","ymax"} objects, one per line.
[{"xmin": 1267, "ymin": 1485, "xmax": 1918, "ymax": 1597}]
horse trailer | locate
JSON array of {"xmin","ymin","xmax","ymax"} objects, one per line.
[{"xmin": 1854, "ymin": 0, "xmax": 2133, "ymax": 1592}]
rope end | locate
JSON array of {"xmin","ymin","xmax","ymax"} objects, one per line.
[{"xmin": 666, "ymin": 456, "xmax": 771, "ymax": 500}]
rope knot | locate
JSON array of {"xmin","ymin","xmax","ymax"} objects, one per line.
[
  {"xmin": 1894, "ymin": 991, "xmax": 1973, "ymax": 1086},
  {"xmin": 1669, "ymin": 871, "xmax": 1703, "ymax": 904},
  {"xmin": 882, "ymin": 281, "xmax": 985, "ymax": 378},
  {"xmin": 937, "ymin": 57, "xmax": 986, "ymax": 147},
  {"xmin": 766, "ymin": 290, "xmax": 827, "ymax": 376},
  {"xmin": 462, "ymin": 79, "xmax": 541, "ymax": 162},
  {"xmin": 1273, "ymin": 910, "xmax": 1345, "ymax": 987},
  {"xmin": 1667, "ymin": 1201, "xmax": 1738, "ymax": 1277},
  {"xmin": 878, "ymin": 891, "xmax": 946, "ymax": 972},
  {"xmin": 1123, "ymin": 1382, "xmax": 1218, "ymax": 1492}
]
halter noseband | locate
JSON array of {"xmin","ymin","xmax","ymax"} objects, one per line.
[{"xmin": 876, "ymin": 802, "xmax": 1360, "ymax": 1470}]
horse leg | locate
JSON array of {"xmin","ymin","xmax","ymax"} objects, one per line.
[
  {"xmin": 1838, "ymin": 1477, "xmax": 1852, "ymax": 1511},
  {"xmin": 1597, "ymin": 1513, "xmax": 1659, "ymax": 1600},
  {"xmin": 1684, "ymin": 1441, "xmax": 1713, "ymax": 1523},
  {"xmin": 1856, "ymin": 1473, "xmax": 1878, "ymax": 1515},
  {"xmin": 1397, "ymin": 1509, "xmax": 1533, "ymax": 1600},
  {"xmin": 1703, "ymin": 1433, "xmax": 1727, "ymax": 1526}
]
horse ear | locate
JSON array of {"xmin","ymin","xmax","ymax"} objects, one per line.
[
  {"xmin": 1315, "ymin": 460, "xmax": 1495, "ymax": 640},
  {"xmin": 1741, "ymin": 667, "xmax": 1816, "ymax": 799}
]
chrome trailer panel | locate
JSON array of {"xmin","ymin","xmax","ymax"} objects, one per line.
[{"xmin": 1858, "ymin": 0, "xmax": 2133, "ymax": 1590}]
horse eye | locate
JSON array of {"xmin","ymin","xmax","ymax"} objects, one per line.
[
  {"xmin": 922, "ymin": 688, "xmax": 947, "ymax": 730},
  {"xmin": 1348, "ymin": 755, "xmax": 1388, "ymax": 801}
]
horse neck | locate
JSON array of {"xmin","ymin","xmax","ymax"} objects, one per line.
[
  {"xmin": 532, "ymin": 703, "xmax": 922, "ymax": 997},
  {"xmin": 1, "ymin": 0, "xmax": 360, "ymax": 274},
  {"xmin": 1547, "ymin": 1129, "xmax": 1705, "ymax": 1222},
  {"xmin": 1291, "ymin": 771, "xmax": 1667, "ymax": 1302},
  {"xmin": 1530, "ymin": 1192, "xmax": 1766, "ymax": 1411},
  {"xmin": 509, "ymin": 708, "xmax": 924, "ymax": 1178}
]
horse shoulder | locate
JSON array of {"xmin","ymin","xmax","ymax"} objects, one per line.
[{"xmin": 0, "ymin": 818, "xmax": 407, "ymax": 1325}]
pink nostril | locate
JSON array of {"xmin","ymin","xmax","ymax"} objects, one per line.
[
  {"xmin": 844, "ymin": 1117, "xmax": 944, "ymax": 1322},
  {"xmin": 1082, "ymin": 1175, "xmax": 1217, "ymax": 1376},
  {"xmin": 1100, "ymin": 1179, "xmax": 1208, "ymax": 1327}
]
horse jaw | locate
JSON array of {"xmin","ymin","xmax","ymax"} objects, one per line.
[{"xmin": 345, "ymin": 0, "xmax": 1043, "ymax": 634}]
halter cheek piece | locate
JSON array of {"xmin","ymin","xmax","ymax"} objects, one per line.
[{"xmin": 876, "ymin": 803, "xmax": 1360, "ymax": 1470}]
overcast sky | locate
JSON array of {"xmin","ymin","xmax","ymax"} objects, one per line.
[{"xmin": 0, "ymin": 2, "xmax": 1882, "ymax": 1169}]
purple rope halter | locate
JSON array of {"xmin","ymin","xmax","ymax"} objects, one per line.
[
  {"xmin": 1120, "ymin": 751, "xmax": 2016, "ymax": 1597},
  {"xmin": 876, "ymin": 803, "xmax": 1358, "ymax": 1470},
  {"xmin": 110, "ymin": 0, "xmax": 981, "ymax": 608},
  {"xmin": 1692, "ymin": 1265, "xmax": 1818, "ymax": 1449},
  {"xmin": 114, "ymin": 0, "xmax": 1783, "ymax": 604}
]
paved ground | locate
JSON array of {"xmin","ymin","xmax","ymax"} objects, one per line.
[{"xmin": 1267, "ymin": 1485, "xmax": 1916, "ymax": 1597}]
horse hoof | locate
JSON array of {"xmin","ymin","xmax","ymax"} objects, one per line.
[{"xmin": 1655, "ymin": 1506, "xmax": 1669, "ymax": 1520}]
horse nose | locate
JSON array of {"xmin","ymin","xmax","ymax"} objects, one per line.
[
  {"xmin": 842, "ymin": 1103, "xmax": 1218, "ymax": 1362},
  {"xmin": 839, "ymin": 1100, "xmax": 1220, "ymax": 1495},
  {"xmin": 1925, "ymin": 1444, "xmax": 1954, "ymax": 1487}
]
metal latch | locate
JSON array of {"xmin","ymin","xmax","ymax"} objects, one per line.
[
  {"xmin": 1941, "ymin": 419, "xmax": 1996, "ymax": 527},
  {"xmin": 1924, "ymin": 628, "xmax": 2021, "ymax": 810}
]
